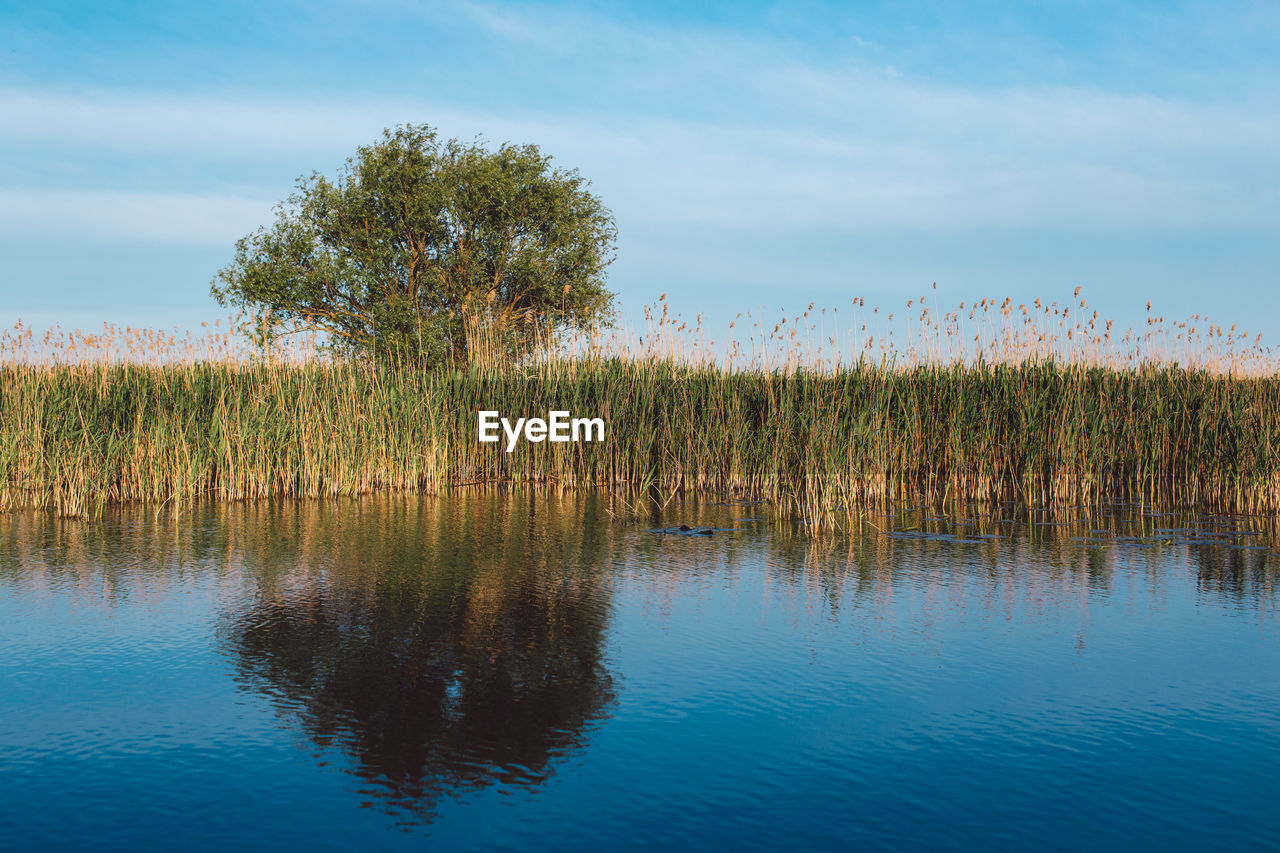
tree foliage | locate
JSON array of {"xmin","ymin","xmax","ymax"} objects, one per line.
[{"xmin": 212, "ymin": 124, "xmax": 616, "ymax": 365}]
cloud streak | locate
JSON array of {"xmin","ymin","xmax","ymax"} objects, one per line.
[
  {"xmin": 0, "ymin": 188, "xmax": 272, "ymax": 245},
  {"xmin": 3, "ymin": 78, "xmax": 1277, "ymax": 241}
]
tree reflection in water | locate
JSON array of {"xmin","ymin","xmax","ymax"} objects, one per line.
[{"xmin": 218, "ymin": 492, "xmax": 617, "ymax": 821}]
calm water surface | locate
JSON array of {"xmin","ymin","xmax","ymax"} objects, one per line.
[{"xmin": 2, "ymin": 494, "xmax": 1278, "ymax": 850}]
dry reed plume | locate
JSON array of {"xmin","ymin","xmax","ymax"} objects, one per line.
[{"xmin": 3, "ymin": 289, "xmax": 1279, "ymax": 519}]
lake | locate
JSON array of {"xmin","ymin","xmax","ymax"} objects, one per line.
[{"xmin": 2, "ymin": 493, "xmax": 1278, "ymax": 850}]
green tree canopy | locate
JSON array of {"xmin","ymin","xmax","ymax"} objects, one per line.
[{"xmin": 212, "ymin": 124, "xmax": 617, "ymax": 366}]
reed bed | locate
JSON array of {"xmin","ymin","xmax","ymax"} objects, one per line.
[{"xmin": 4, "ymin": 291, "xmax": 1280, "ymax": 519}]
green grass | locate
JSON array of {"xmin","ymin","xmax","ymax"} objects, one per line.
[{"xmin": 4, "ymin": 356, "xmax": 1280, "ymax": 518}]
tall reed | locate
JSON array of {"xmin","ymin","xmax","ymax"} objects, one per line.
[{"xmin": 3, "ymin": 292, "xmax": 1280, "ymax": 518}]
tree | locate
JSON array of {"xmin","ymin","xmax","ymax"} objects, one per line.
[{"xmin": 211, "ymin": 124, "xmax": 617, "ymax": 366}]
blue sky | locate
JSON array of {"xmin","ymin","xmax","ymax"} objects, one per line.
[{"xmin": 2, "ymin": 0, "xmax": 1278, "ymax": 342}]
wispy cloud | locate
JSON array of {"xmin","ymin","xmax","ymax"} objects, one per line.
[
  {"xmin": 0, "ymin": 88, "xmax": 398, "ymax": 155},
  {"xmin": 3, "ymin": 80, "xmax": 1277, "ymax": 238},
  {"xmin": 0, "ymin": 188, "xmax": 272, "ymax": 245}
]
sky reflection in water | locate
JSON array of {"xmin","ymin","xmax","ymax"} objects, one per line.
[{"xmin": 1, "ymin": 493, "xmax": 1278, "ymax": 850}]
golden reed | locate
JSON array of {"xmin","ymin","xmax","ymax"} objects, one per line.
[{"xmin": 3, "ymin": 290, "xmax": 1279, "ymax": 518}]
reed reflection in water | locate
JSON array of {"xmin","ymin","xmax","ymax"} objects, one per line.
[{"xmin": 2, "ymin": 493, "xmax": 1279, "ymax": 849}]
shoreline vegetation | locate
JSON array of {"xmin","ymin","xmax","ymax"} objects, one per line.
[{"xmin": 4, "ymin": 292, "xmax": 1280, "ymax": 520}]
